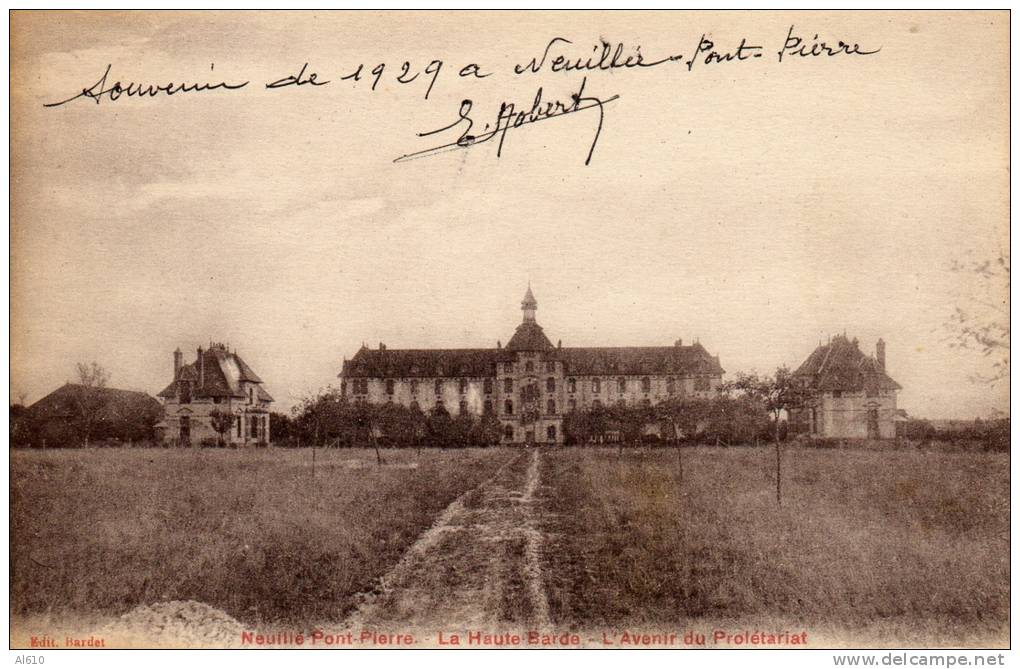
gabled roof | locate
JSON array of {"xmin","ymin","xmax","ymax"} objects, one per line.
[
  {"xmin": 29, "ymin": 384, "xmax": 161, "ymax": 419},
  {"xmin": 158, "ymin": 345, "xmax": 271, "ymax": 400},
  {"xmin": 793, "ymin": 335, "xmax": 901, "ymax": 392}
]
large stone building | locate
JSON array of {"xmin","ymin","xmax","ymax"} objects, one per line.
[
  {"xmin": 157, "ymin": 343, "xmax": 274, "ymax": 446},
  {"xmin": 338, "ymin": 287, "xmax": 725, "ymax": 444},
  {"xmin": 788, "ymin": 334, "xmax": 901, "ymax": 439}
]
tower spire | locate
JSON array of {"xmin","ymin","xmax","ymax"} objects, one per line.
[{"xmin": 521, "ymin": 284, "xmax": 537, "ymax": 322}]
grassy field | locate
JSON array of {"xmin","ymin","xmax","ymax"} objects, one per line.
[
  {"xmin": 10, "ymin": 443, "xmax": 1009, "ymax": 646},
  {"xmin": 539, "ymin": 446, "xmax": 1009, "ymax": 639},
  {"xmin": 10, "ymin": 447, "xmax": 518, "ymax": 625}
]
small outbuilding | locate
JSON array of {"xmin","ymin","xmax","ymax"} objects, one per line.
[{"xmin": 789, "ymin": 335, "xmax": 901, "ymax": 440}]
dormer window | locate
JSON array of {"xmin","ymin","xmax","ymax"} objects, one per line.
[{"xmin": 179, "ymin": 381, "xmax": 192, "ymax": 404}]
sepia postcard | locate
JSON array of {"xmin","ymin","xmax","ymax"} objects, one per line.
[{"xmin": 8, "ymin": 9, "xmax": 1010, "ymax": 656}]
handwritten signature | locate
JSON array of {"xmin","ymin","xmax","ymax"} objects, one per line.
[{"xmin": 394, "ymin": 77, "xmax": 619, "ymax": 165}]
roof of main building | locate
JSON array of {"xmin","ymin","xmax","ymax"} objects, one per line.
[
  {"xmin": 340, "ymin": 287, "xmax": 726, "ymax": 380},
  {"xmin": 792, "ymin": 335, "xmax": 900, "ymax": 393},
  {"xmin": 340, "ymin": 342, "xmax": 725, "ymax": 379},
  {"xmin": 158, "ymin": 344, "xmax": 273, "ymax": 401}
]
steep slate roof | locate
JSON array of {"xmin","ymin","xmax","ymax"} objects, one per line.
[
  {"xmin": 558, "ymin": 343, "xmax": 725, "ymax": 376},
  {"xmin": 505, "ymin": 321, "xmax": 555, "ymax": 351},
  {"xmin": 157, "ymin": 345, "xmax": 273, "ymax": 401},
  {"xmin": 793, "ymin": 335, "xmax": 901, "ymax": 393},
  {"xmin": 341, "ymin": 342, "xmax": 724, "ymax": 378},
  {"xmin": 29, "ymin": 384, "xmax": 161, "ymax": 419},
  {"xmin": 341, "ymin": 347, "xmax": 498, "ymax": 379}
]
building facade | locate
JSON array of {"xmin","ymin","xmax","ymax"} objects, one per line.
[
  {"xmin": 789, "ymin": 335, "xmax": 901, "ymax": 439},
  {"xmin": 338, "ymin": 287, "xmax": 725, "ymax": 444},
  {"xmin": 157, "ymin": 343, "xmax": 274, "ymax": 446}
]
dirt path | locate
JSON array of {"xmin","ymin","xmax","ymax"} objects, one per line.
[{"xmin": 344, "ymin": 448, "xmax": 550, "ymax": 636}]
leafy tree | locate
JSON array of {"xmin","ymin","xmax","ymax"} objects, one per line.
[
  {"xmin": 408, "ymin": 403, "xmax": 428, "ymax": 454},
  {"xmin": 726, "ymin": 367, "xmax": 813, "ymax": 505},
  {"xmin": 427, "ymin": 404, "xmax": 453, "ymax": 448},
  {"xmin": 701, "ymin": 395, "xmax": 771, "ymax": 445},
  {"xmin": 10, "ymin": 403, "xmax": 34, "ymax": 447},
  {"xmin": 607, "ymin": 404, "xmax": 654, "ymax": 454},
  {"xmin": 292, "ymin": 387, "xmax": 347, "ymax": 446},
  {"xmin": 269, "ymin": 411, "xmax": 294, "ymax": 444},
  {"xmin": 657, "ymin": 397, "xmax": 713, "ymax": 443},
  {"xmin": 472, "ymin": 412, "xmax": 503, "ymax": 447},
  {"xmin": 209, "ymin": 409, "xmax": 235, "ymax": 447}
]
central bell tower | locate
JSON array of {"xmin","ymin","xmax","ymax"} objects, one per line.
[{"xmin": 522, "ymin": 284, "xmax": 537, "ymax": 323}]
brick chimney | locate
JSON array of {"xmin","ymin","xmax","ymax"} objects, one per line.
[
  {"xmin": 173, "ymin": 347, "xmax": 183, "ymax": 379},
  {"xmin": 197, "ymin": 346, "xmax": 205, "ymax": 387},
  {"xmin": 876, "ymin": 338, "xmax": 886, "ymax": 370}
]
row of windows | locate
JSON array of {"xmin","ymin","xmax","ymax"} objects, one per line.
[
  {"xmin": 503, "ymin": 361, "xmax": 557, "ymax": 374},
  {"xmin": 503, "ymin": 424, "xmax": 558, "ymax": 441},
  {"xmin": 400, "ymin": 396, "xmax": 660, "ymax": 415},
  {"xmin": 232, "ymin": 413, "xmax": 267, "ymax": 439},
  {"xmin": 353, "ymin": 375, "xmax": 715, "ymax": 396}
]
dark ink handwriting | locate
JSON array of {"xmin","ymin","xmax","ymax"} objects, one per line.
[
  {"xmin": 339, "ymin": 59, "xmax": 443, "ymax": 99},
  {"xmin": 515, "ymin": 37, "xmax": 683, "ymax": 75},
  {"xmin": 777, "ymin": 25, "xmax": 881, "ymax": 62},
  {"xmin": 43, "ymin": 64, "xmax": 249, "ymax": 107},
  {"xmin": 686, "ymin": 35, "xmax": 763, "ymax": 71},
  {"xmin": 394, "ymin": 77, "xmax": 619, "ymax": 165},
  {"xmin": 266, "ymin": 63, "xmax": 329, "ymax": 89}
]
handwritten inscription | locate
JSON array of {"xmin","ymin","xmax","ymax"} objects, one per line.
[
  {"xmin": 43, "ymin": 64, "xmax": 249, "ymax": 107},
  {"xmin": 41, "ymin": 26, "xmax": 880, "ymax": 164}
]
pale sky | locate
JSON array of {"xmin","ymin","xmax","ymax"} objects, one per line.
[{"xmin": 10, "ymin": 11, "xmax": 1009, "ymax": 418}]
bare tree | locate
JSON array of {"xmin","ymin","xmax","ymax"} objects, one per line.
[
  {"xmin": 946, "ymin": 254, "xmax": 1010, "ymax": 383},
  {"xmin": 74, "ymin": 361, "xmax": 110, "ymax": 447}
]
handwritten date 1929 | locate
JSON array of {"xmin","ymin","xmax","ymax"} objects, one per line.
[{"xmin": 393, "ymin": 77, "xmax": 619, "ymax": 166}]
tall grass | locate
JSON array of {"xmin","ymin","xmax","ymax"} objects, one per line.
[
  {"xmin": 540, "ymin": 446, "xmax": 1008, "ymax": 631},
  {"xmin": 11, "ymin": 447, "xmax": 516, "ymax": 625}
]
